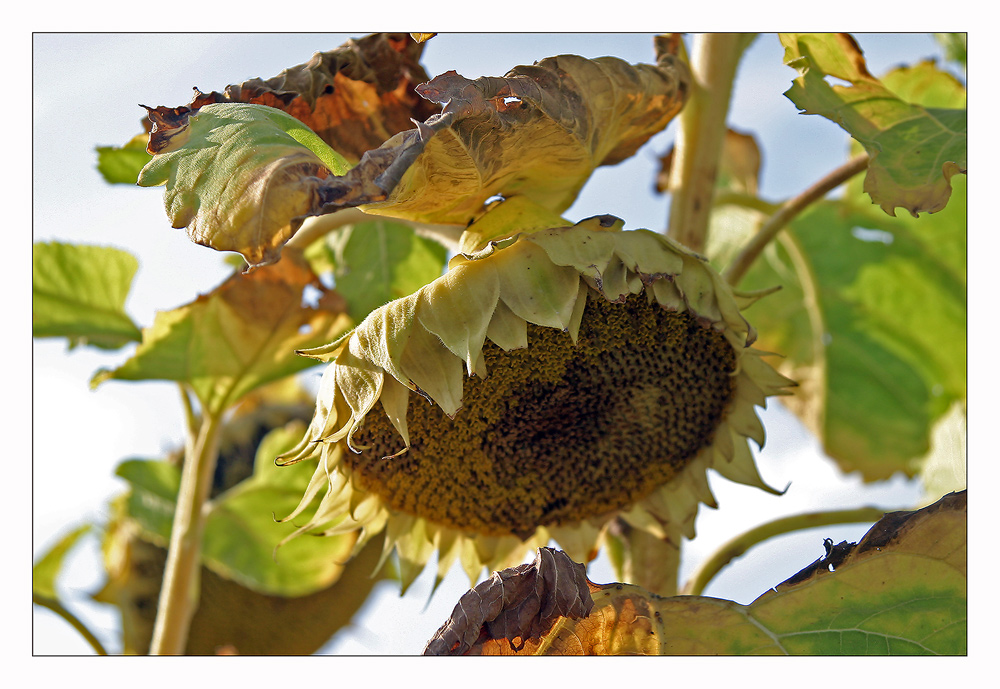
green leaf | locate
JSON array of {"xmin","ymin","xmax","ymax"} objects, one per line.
[
  {"xmin": 736, "ymin": 175, "xmax": 966, "ymax": 480},
  {"xmin": 92, "ymin": 255, "xmax": 351, "ymax": 414},
  {"xmin": 32, "ymin": 241, "xmax": 142, "ymax": 350},
  {"xmin": 138, "ymin": 102, "xmax": 353, "ymax": 268},
  {"xmin": 115, "ymin": 459, "xmax": 181, "ymax": 545},
  {"xmin": 933, "ymin": 33, "xmax": 967, "ymax": 70},
  {"xmin": 321, "ymin": 219, "xmax": 448, "ymax": 322},
  {"xmin": 116, "ymin": 425, "xmax": 356, "ymax": 597},
  {"xmin": 96, "ymin": 134, "xmax": 153, "ymax": 185},
  {"xmin": 879, "ymin": 61, "xmax": 967, "ymax": 110},
  {"xmin": 780, "ymin": 33, "xmax": 966, "ymax": 217},
  {"xmin": 32, "ymin": 524, "xmax": 92, "ymax": 600}
]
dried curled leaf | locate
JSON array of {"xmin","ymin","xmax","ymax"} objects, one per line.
[
  {"xmin": 150, "ymin": 33, "xmax": 438, "ymax": 163},
  {"xmin": 138, "ymin": 41, "xmax": 689, "ymax": 268},
  {"xmin": 343, "ymin": 48, "xmax": 690, "ymax": 224},
  {"xmin": 438, "ymin": 492, "xmax": 966, "ymax": 655},
  {"xmin": 423, "ymin": 547, "xmax": 594, "ymax": 655}
]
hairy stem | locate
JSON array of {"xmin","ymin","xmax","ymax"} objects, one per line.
[
  {"xmin": 681, "ymin": 506, "xmax": 889, "ymax": 596},
  {"xmin": 666, "ymin": 33, "xmax": 754, "ymax": 253},
  {"xmin": 724, "ymin": 154, "xmax": 869, "ymax": 286},
  {"xmin": 33, "ymin": 594, "xmax": 108, "ymax": 655},
  {"xmin": 149, "ymin": 409, "xmax": 223, "ymax": 655}
]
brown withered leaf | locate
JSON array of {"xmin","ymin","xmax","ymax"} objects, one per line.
[
  {"xmin": 423, "ymin": 547, "xmax": 594, "ymax": 655},
  {"xmin": 320, "ymin": 43, "xmax": 690, "ymax": 225},
  {"xmin": 657, "ymin": 127, "xmax": 761, "ymax": 195},
  {"xmin": 145, "ymin": 33, "xmax": 438, "ymax": 162}
]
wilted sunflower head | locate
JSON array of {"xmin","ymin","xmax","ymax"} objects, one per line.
[{"xmin": 277, "ymin": 213, "xmax": 793, "ymax": 589}]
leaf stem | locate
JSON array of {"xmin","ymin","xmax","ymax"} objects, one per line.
[
  {"xmin": 32, "ymin": 594, "xmax": 108, "ymax": 655},
  {"xmin": 723, "ymin": 154, "xmax": 869, "ymax": 286},
  {"xmin": 667, "ymin": 33, "xmax": 754, "ymax": 253},
  {"xmin": 287, "ymin": 208, "xmax": 464, "ymax": 253},
  {"xmin": 148, "ymin": 408, "xmax": 223, "ymax": 655},
  {"xmin": 178, "ymin": 383, "xmax": 198, "ymax": 440},
  {"xmin": 681, "ymin": 506, "xmax": 889, "ymax": 596}
]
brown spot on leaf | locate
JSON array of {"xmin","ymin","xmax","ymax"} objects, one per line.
[{"xmin": 141, "ymin": 105, "xmax": 194, "ymax": 154}]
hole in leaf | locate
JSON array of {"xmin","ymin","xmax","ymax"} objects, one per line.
[
  {"xmin": 301, "ymin": 283, "xmax": 324, "ymax": 309},
  {"xmin": 823, "ymin": 75, "xmax": 854, "ymax": 89},
  {"xmin": 851, "ymin": 227, "xmax": 894, "ymax": 244}
]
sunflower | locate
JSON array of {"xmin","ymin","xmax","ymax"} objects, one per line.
[{"xmin": 276, "ymin": 209, "xmax": 793, "ymax": 591}]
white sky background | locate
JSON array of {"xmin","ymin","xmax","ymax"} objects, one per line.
[{"xmin": 30, "ymin": 31, "xmax": 966, "ymax": 660}]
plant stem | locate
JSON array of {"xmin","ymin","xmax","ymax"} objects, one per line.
[
  {"xmin": 148, "ymin": 408, "xmax": 223, "ymax": 655},
  {"xmin": 681, "ymin": 506, "xmax": 889, "ymax": 596},
  {"xmin": 33, "ymin": 594, "xmax": 108, "ymax": 655},
  {"xmin": 723, "ymin": 154, "xmax": 869, "ymax": 287},
  {"xmin": 288, "ymin": 208, "xmax": 464, "ymax": 253},
  {"xmin": 666, "ymin": 33, "xmax": 753, "ymax": 253},
  {"xmin": 178, "ymin": 384, "xmax": 198, "ymax": 440}
]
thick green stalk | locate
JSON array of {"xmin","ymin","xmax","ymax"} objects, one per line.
[
  {"xmin": 666, "ymin": 33, "xmax": 753, "ymax": 253},
  {"xmin": 148, "ymin": 409, "xmax": 223, "ymax": 655},
  {"xmin": 681, "ymin": 506, "xmax": 889, "ymax": 596}
]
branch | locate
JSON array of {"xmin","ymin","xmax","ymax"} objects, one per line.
[
  {"xmin": 681, "ymin": 506, "xmax": 889, "ymax": 596},
  {"xmin": 148, "ymin": 409, "xmax": 224, "ymax": 655},
  {"xmin": 33, "ymin": 594, "xmax": 108, "ymax": 655},
  {"xmin": 287, "ymin": 208, "xmax": 464, "ymax": 253},
  {"xmin": 723, "ymin": 154, "xmax": 869, "ymax": 287}
]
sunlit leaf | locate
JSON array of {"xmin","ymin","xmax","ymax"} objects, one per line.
[
  {"xmin": 138, "ymin": 102, "xmax": 352, "ymax": 268},
  {"xmin": 878, "ymin": 60, "xmax": 967, "ymax": 111},
  {"xmin": 32, "ymin": 241, "xmax": 142, "ymax": 350},
  {"xmin": 91, "ymin": 254, "xmax": 351, "ymax": 414},
  {"xmin": 432, "ymin": 492, "xmax": 965, "ymax": 655},
  {"xmin": 780, "ymin": 33, "xmax": 966, "ymax": 217},
  {"xmin": 96, "ymin": 134, "xmax": 152, "ymax": 185}
]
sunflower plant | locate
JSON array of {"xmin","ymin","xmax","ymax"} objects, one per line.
[{"xmin": 33, "ymin": 32, "xmax": 966, "ymax": 655}]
